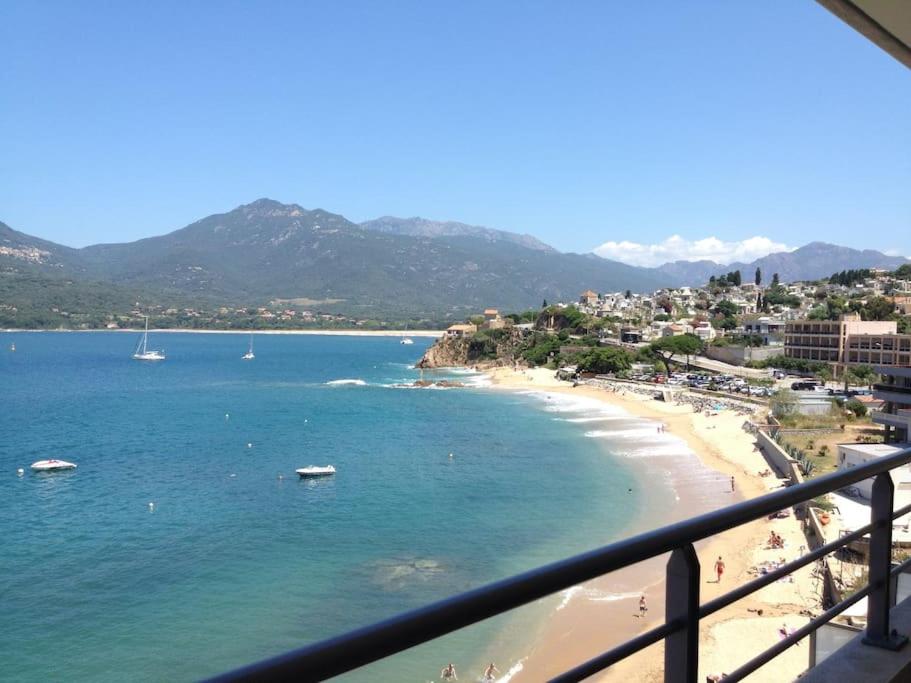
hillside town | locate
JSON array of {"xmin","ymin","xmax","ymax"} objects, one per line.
[{"xmin": 435, "ymin": 263, "xmax": 911, "ymax": 444}]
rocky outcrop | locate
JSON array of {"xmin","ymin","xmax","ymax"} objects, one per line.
[
  {"xmin": 418, "ymin": 328, "xmax": 526, "ymax": 368},
  {"xmin": 418, "ymin": 336, "xmax": 472, "ymax": 368}
]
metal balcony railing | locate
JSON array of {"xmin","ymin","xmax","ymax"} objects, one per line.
[{"xmin": 207, "ymin": 446, "xmax": 911, "ymax": 683}]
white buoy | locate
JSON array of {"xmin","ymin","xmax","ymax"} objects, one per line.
[
  {"xmin": 278, "ymin": 474, "xmax": 284, "ymax": 480},
  {"xmin": 304, "ymin": 419, "xmax": 308, "ymax": 423},
  {"xmin": 17, "ymin": 468, "xmax": 25, "ymax": 476},
  {"xmin": 247, "ymin": 442, "xmax": 252, "ymax": 448},
  {"xmin": 148, "ymin": 502, "xmax": 155, "ymax": 510},
  {"xmin": 230, "ymin": 473, "xmax": 237, "ymax": 478},
  {"xmin": 449, "ymin": 453, "xmax": 454, "ymax": 459},
  {"xmin": 225, "ymin": 413, "xmax": 230, "ymax": 421}
]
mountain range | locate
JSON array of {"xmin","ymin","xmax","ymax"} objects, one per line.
[{"xmin": 2, "ymin": 199, "xmax": 908, "ymax": 321}]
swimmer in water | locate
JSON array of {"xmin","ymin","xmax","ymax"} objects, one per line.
[
  {"xmin": 440, "ymin": 663, "xmax": 457, "ymax": 680},
  {"xmin": 483, "ymin": 662, "xmax": 500, "ymax": 680}
]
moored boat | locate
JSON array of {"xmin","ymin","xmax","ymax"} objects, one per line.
[
  {"xmin": 31, "ymin": 459, "xmax": 77, "ymax": 472},
  {"xmin": 132, "ymin": 316, "xmax": 165, "ymax": 361},
  {"xmin": 296, "ymin": 465, "xmax": 336, "ymax": 478}
]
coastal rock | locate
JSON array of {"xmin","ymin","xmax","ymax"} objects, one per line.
[
  {"xmin": 412, "ymin": 379, "xmax": 465, "ymax": 388},
  {"xmin": 418, "ymin": 328, "xmax": 526, "ymax": 368}
]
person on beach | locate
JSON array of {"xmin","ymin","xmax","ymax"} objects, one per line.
[
  {"xmin": 714, "ymin": 556, "xmax": 725, "ymax": 582},
  {"xmin": 639, "ymin": 595, "xmax": 648, "ymax": 618},
  {"xmin": 441, "ymin": 663, "xmax": 458, "ymax": 680},
  {"xmin": 730, "ymin": 475, "xmax": 735, "ymax": 492},
  {"xmin": 483, "ymin": 662, "xmax": 500, "ymax": 680}
]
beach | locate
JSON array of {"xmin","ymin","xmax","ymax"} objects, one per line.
[{"xmin": 483, "ymin": 367, "xmax": 820, "ymax": 682}]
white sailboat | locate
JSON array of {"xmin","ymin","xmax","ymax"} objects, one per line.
[
  {"xmin": 242, "ymin": 334, "xmax": 255, "ymax": 360},
  {"xmin": 400, "ymin": 324, "xmax": 414, "ymax": 345},
  {"xmin": 132, "ymin": 316, "xmax": 165, "ymax": 361}
]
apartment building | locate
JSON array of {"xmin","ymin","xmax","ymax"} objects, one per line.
[
  {"xmin": 783, "ymin": 313, "xmax": 897, "ymax": 373},
  {"xmin": 845, "ymin": 333, "xmax": 911, "ymax": 367},
  {"xmin": 873, "ymin": 366, "xmax": 911, "ymax": 444}
]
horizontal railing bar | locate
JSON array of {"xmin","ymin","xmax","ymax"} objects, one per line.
[
  {"xmin": 549, "ymin": 619, "xmax": 681, "ymax": 683},
  {"xmin": 208, "ymin": 446, "xmax": 911, "ymax": 683},
  {"xmin": 700, "ymin": 522, "xmax": 874, "ymax": 619},
  {"xmin": 893, "ymin": 502, "xmax": 911, "ymax": 520},
  {"xmin": 891, "ymin": 555, "xmax": 911, "ymax": 577},
  {"xmin": 723, "ymin": 581, "xmax": 875, "ymax": 682}
]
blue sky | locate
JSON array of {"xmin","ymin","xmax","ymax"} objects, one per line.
[{"xmin": 1, "ymin": 1, "xmax": 908, "ymax": 264}]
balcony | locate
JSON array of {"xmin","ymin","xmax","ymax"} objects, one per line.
[
  {"xmin": 210, "ymin": 448, "xmax": 911, "ymax": 683},
  {"xmin": 875, "ymin": 385, "xmax": 911, "ymax": 406}
]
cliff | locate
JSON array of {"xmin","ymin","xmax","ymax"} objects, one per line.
[{"xmin": 417, "ymin": 328, "xmax": 526, "ymax": 368}]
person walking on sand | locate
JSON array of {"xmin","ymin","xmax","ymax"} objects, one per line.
[
  {"xmin": 714, "ymin": 556, "xmax": 725, "ymax": 582},
  {"xmin": 639, "ymin": 595, "xmax": 648, "ymax": 618},
  {"xmin": 483, "ymin": 662, "xmax": 500, "ymax": 680},
  {"xmin": 441, "ymin": 663, "xmax": 458, "ymax": 680},
  {"xmin": 730, "ymin": 475, "xmax": 735, "ymax": 492}
]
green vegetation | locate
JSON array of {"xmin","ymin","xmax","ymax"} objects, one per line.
[
  {"xmin": 576, "ymin": 347, "xmax": 632, "ymax": 375},
  {"xmin": 828, "ymin": 269, "xmax": 871, "ymax": 287},
  {"xmin": 649, "ymin": 334, "xmax": 703, "ymax": 370}
]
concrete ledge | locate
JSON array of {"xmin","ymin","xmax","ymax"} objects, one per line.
[{"xmin": 801, "ymin": 599, "xmax": 911, "ymax": 682}]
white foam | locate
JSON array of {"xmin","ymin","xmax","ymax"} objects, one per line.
[
  {"xmin": 325, "ymin": 379, "xmax": 367, "ymax": 386},
  {"xmin": 556, "ymin": 586, "xmax": 640, "ymax": 611},
  {"xmin": 557, "ymin": 416, "xmax": 625, "ymax": 423},
  {"xmin": 463, "ymin": 374, "xmax": 492, "ymax": 388},
  {"xmin": 493, "ymin": 658, "xmax": 526, "ymax": 683}
]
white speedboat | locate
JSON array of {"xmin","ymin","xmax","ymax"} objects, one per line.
[
  {"xmin": 31, "ymin": 459, "xmax": 77, "ymax": 472},
  {"xmin": 133, "ymin": 316, "xmax": 165, "ymax": 361},
  {"xmin": 296, "ymin": 465, "xmax": 336, "ymax": 478},
  {"xmin": 400, "ymin": 337, "xmax": 414, "ymax": 345}
]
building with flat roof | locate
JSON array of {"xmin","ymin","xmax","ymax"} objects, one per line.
[
  {"xmin": 784, "ymin": 313, "xmax": 898, "ymax": 375},
  {"xmin": 873, "ymin": 366, "xmax": 911, "ymax": 444},
  {"xmin": 845, "ymin": 333, "xmax": 911, "ymax": 368}
]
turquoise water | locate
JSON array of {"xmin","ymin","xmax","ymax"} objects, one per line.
[{"xmin": 0, "ymin": 332, "xmax": 659, "ymax": 682}]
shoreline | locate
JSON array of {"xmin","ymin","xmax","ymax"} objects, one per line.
[
  {"xmin": 480, "ymin": 367, "xmax": 817, "ymax": 682},
  {"xmin": 1, "ymin": 328, "xmax": 443, "ymax": 337}
]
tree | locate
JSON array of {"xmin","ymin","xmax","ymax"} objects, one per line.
[
  {"xmin": 577, "ymin": 347, "xmax": 632, "ymax": 375},
  {"xmin": 815, "ymin": 365, "xmax": 833, "ymax": 383},
  {"xmin": 772, "ymin": 273, "xmax": 780, "ymax": 287},
  {"xmin": 625, "ymin": 289, "xmax": 632, "ymax": 299},
  {"xmin": 846, "ymin": 364, "xmax": 877, "ymax": 389},
  {"xmin": 755, "ymin": 267, "xmax": 762, "ymax": 286},
  {"xmin": 650, "ymin": 334, "xmax": 704, "ymax": 371},
  {"xmin": 713, "ymin": 300, "xmax": 739, "ymax": 318},
  {"xmin": 859, "ymin": 296, "xmax": 895, "ymax": 321},
  {"xmin": 542, "ymin": 299, "xmax": 548, "ymax": 308}
]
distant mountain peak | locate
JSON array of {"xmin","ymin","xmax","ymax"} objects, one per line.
[
  {"xmin": 360, "ymin": 215, "xmax": 556, "ymax": 252},
  {"xmin": 234, "ymin": 198, "xmax": 307, "ymax": 218}
]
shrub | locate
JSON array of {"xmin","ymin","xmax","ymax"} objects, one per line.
[{"xmin": 845, "ymin": 398, "xmax": 867, "ymax": 417}]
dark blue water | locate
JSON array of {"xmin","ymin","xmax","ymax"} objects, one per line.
[{"xmin": 0, "ymin": 332, "xmax": 649, "ymax": 682}]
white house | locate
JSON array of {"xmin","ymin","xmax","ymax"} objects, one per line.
[{"xmin": 837, "ymin": 443, "xmax": 911, "ymax": 500}]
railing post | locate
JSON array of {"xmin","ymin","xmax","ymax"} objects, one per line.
[
  {"xmin": 665, "ymin": 544, "xmax": 699, "ymax": 683},
  {"xmin": 863, "ymin": 472, "xmax": 908, "ymax": 650}
]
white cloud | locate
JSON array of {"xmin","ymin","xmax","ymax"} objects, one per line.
[
  {"xmin": 592, "ymin": 234, "xmax": 795, "ymax": 267},
  {"xmin": 883, "ymin": 248, "xmax": 911, "ymax": 258}
]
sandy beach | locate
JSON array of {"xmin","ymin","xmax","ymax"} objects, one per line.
[{"xmin": 483, "ymin": 367, "xmax": 820, "ymax": 682}]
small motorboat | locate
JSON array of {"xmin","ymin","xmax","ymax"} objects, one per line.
[
  {"xmin": 31, "ymin": 459, "xmax": 77, "ymax": 472},
  {"xmin": 400, "ymin": 337, "xmax": 414, "ymax": 345},
  {"xmin": 296, "ymin": 465, "xmax": 336, "ymax": 478}
]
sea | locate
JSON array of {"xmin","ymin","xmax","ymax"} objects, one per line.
[{"xmin": 0, "ymin": 332, "xmax": 725, "ymax": 682}]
